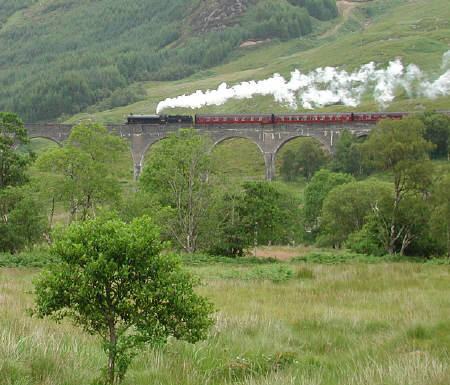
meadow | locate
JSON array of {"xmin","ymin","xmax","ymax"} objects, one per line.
[{"xmin": 1, "ymin": 255, "xmax": 449, "ymax": 384}]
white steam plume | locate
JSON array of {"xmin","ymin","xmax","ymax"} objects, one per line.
[{"xmin": 156, "ymin": 51, "xmax": 450, "ymax": 113}]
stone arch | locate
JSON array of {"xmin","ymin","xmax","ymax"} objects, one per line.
[
  {"xmin": 273, "ymin": 135, "xmax": 330, "ymax": 181},
  {"xmin": 27, "ymin": 135, "xmax": 63, "ymax": 147},
  {"xmin": 131, "ymin": 136, "xmax": 170, "ymax": 180},
  {"xmin": 211, "ymin": 136, "xmax": 266, "ymax": 180},
  {"xmin": 274, "ymin": 134, "xmax": 331, "ymax": 156},
  {"xmin": 211, "ymin": 135, "xmax": 264, "ymax": 155}
]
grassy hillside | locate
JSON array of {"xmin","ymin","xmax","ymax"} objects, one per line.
[{"xmin": 64, "ymin": 0, "xmax": 449, "ymax": 125}]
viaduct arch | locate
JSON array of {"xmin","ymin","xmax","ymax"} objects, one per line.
[{"xmin": 26, "ymin": 121, "xmax": 375, "ymax": 181}]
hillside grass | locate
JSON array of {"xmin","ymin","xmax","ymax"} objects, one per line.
[
  {"xmin": 1, "ymin": 261, "xmax": 449, "ymax": 384},
  {"xmin": 65, "ymin": 0, "xmax": 450, "ymax": 125}
]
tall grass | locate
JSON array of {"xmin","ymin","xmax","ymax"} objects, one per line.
[{"xmin": 1, "ymin": 262, "xmax": 449, "ymax": 384}]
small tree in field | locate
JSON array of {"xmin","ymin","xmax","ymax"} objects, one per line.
[
  {"xmin": 32, "ymin": 215, "xmax": 214, "ymax": 384},
  {"xmin": 361, "ymin": 117, "xmax": 434, "ymax": 254}
]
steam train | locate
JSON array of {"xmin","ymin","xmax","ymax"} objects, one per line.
[{"xmin": 127, "ymin": 111, "xmax": 449, "ymax": 125}]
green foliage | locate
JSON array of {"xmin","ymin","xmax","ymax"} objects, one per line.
[
  {"xmin": 32, "ymin": 214, "xmax": 214, "ymax": 384},
  {"xmin": 291, "ymin": 251, "xmax": 418, "ymax": 264},
  {"xmin": 0, "ymin": 0, "xmax": 337, "ymax": 121},
  {"xmin": 288, "ymin": 0, "xmax": 339, "ymax": 21},
  {"xmin": 302, "ymin": 169, "xmax": 354, "ymax": 231},
  {"xmin": 319, "ymin": 180, "xmax": 392, "ymax": 247},
  {"xmin": 35, "ymin": 122, "xmax": 127, "ymax": 221},
  {"xmin": 361, "ymin": 117, "xmax": 435, "ymax": 254},
  {"xmin": 220, "ymin": 264, "xmax": 295, "ymax": 283},
  {"xmin": 331, "ymin": 130, "xmax": 368, "ymax": 176},
  {"xmin": 180, "ymin": 253, "xmax": 279, "ymax": 265},
  {"xmin": 345, "ymin": 216, "xmax": 386, "ymax": 256},
  {"xmin": 279, "ymin": 137, "xmax": 330, "ymax": 182},
  {"xmin": 0, "ymin": 186, "xmax": 48, "ymax": 253},
  {"xmin": 0, "ymin": 111, "xmax": 33, "ymax": 189},
  {"xmin": 0, "ymin": 249, "xmax": 56, "ymax": 268},
  {"xmin": 429, "ymin": 174, "xmax": 450, "ymax": 257},
  {"xmin": 139, "ymin": 129, "xmax": 216, "ymax": 253},
  {"xmin": 244, "ymin": 0, "xmax": 312, "ymax": 41},
  {"xmin": 416, "ymin": 112, "xmax": 450, "ymax": 159},
  {"xmin": 240, "ymin": 181, "xmax": 300, "ymax": 245}
]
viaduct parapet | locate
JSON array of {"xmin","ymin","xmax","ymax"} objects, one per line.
[{"xmin": 26, "ymin": 121, "xmax": 375, "ymax": 180}]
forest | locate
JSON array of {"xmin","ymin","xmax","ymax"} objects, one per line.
[{"xmin": 0, "ymin": 0, "xmax": 338, "ymax": 122}]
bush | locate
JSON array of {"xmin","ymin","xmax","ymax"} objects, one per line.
[
  {"xmin": 0, "ymin": 250, "xmax": 56, "ymax": 268},
  {"xmin": 291, "ymin": 251, "xmax": 420, "ymax": 264},
  {"xmin": 220, "ymin": 264, "xmax": 295, "ymax": 282}
]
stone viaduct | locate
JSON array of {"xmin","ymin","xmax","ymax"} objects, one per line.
[{"xmin": 25, "ymin": 121, "xmax": 375, "ymax": 180}]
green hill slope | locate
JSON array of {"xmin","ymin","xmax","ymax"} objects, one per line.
[
  {"xmin": 0, "ymin": 0, "xmax": 338, "ymax": 122},
  {"xmin": 64, "ymin": 0, "xmax": 449, "ymax": 124}
]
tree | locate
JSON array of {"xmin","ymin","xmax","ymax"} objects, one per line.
[
  {"xmin": 0, "ymin": 111, "xmax": 34, "ymax": 189},
  {"xmin": 417, "ymin": 112, "xmax": 450, "ymax": 159},
  {"xmin": 279, "ymin": 137, "xmax": 329, "ymax": 181},
  {"xmin": 429, "ymin": 174, "xmax": 450, "ymax": 257},
  {"xmin": 238, "ymin": 181, "xmax": 297, "ymax": 246},
  {"xmin": 331, "ymin": 130, "xmax": 367, "ymax": 176},
  {"xmin": 32, "ymin": 215, "xmax": 214, "ymax": 384},
  {"xmin": 361, "ymin": 117, "xmax": 434, "ymax": 254},
  {"xmin": 139, "ymin": 129, "xmax": 216, "ymax": 253},
  {"xmin": 347, "ymin": 192, "xmax": 432, "ymax": 256},
  {"xmin": 319, "ymin": 180, "xmax": 392, "ymax": 247},
  {"xmin": 35, "ymin": 122, "xmax": 127, "ymax": 221},
  {"xmin": 0, "ymin": 186, "xmax": 48, "ymax": 253},
  {"xmin": 302, "ymin": 169, "xmax": 354, "ymax": 231}
]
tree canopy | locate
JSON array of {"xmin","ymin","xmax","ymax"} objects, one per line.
[
  {"xmin": 139, "ymin": 129, "xmax": 216, "ymax": 253},
  {"xmin": 35, "ymin": 122, "xmax": 127, "ymax": 221},
  {"xmin": 0, "ymin": 111, "xmax": 33, "ymax": 189},
  {"xmin": 32, "ymin": 214, "xmax": 214, "ymax": 384},
  {"xmin": 361, "ymin": 117, "xmax": 434, "ymax": 254}
]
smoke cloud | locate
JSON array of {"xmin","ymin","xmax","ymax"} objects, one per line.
[{"xmin": 156, "ymin": 51, "xmax": 450, "ymax": 113}]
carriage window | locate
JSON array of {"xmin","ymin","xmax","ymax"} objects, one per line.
[
  {"xmin": 234, "ymin": 117, "xmax": 238, "ymax": 121},
  {"xmin": 206, "ymin": 117, "xmax": 211, "ymax": 122},
  {"xmin": 320, "ymin": 116, "xmax": 325, "ymax": 120},
  {"xmin": 214, "ymin": 117, "xmax": 219, "ymax": 121},
  {"xmin": 259, "ymin": 117, "xmax": 263, "ymax": 121}
]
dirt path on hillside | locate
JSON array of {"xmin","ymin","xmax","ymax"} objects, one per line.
[{"xmin": 319, "ymin": 0, "xmax": 370, "ymax": 38}]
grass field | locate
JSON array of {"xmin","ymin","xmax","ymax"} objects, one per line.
[{"xmin": 1, "ymin": 258, "xmax": 449, "ymax": 384}]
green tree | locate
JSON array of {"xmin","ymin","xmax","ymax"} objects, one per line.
[
  {"xmin": 0, "ymin": 111, "xmax": 34, "ymax": 189},
  {"xmin": 417, "ymin": 112, "xmax": 450, "ymax": 159},
  {"xmin": 331, "ymin": 130, "xmax": 367, "ymax": 176},
  {"xmin": 239, "ymin": 182, "xmax": 300, "ymax": 246},
  {"xmin": 361, "ymin": 117, "xmax": 434, "ymax": 254},
  {"xmin": 35, "ymin": 122, "xmax": 127, "ymax": 221},
  {"xmin": 0, "ymin": 186, "xmax": 48, "ymax": 253},
  {"xmin": 302, "ymin": 169, "xmax": 354, "ymax": 231},
  {"xmin": 348, "ymin": 192, "xmax": 432, "ymax": 256},
  {"xmin": 139, "ymin": 129, "xmax": 216, "ymax": 253},
  {"xmin": 279, "ymin": 137, "xmax": 330, "ymax": 181},
  {"xmin": 319, "ymin": 180, "xmax": 392, "ymax": 247},
  {"xmin": 32, "ymin": 214, "xmax": 214, "ymax": 384},
  {"xmin": 429, "ymin": 174, "xmax": 450, "ymax": 257}
]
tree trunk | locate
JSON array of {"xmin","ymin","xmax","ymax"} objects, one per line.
[{"xmin": 108, "ymin": 322, "xmax": 117, "ymax": 384}]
